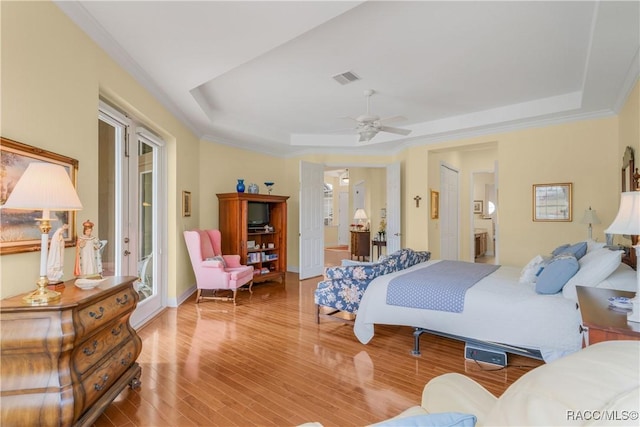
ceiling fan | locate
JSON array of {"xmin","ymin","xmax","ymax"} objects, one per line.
[{"xmin": 343, "ymin": 89, "xmax": 412, "ymax": 142}]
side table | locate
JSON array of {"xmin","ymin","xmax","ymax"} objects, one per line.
[
  {"xmin": 576, "ymin": 286, "xmax": 640, "ymax": 346},
  {"xmin": 371, "ymin": 240, "xmax": 386, "ymax": 261}
]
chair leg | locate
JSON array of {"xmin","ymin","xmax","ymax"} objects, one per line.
[
  {"xmin": 196, "ymin": 289, "xmax": 202, "ymax": 303},
  {"xmin": 248, "ymin": 280, "xmax": 253, "ymax": 294},
  {"xmin": 316, "ymin": 305, "xmax": 320, "ymax": 324},
  {"xmin": 232, "ymin": 289, "xmax": 238, "ymax": 305}
]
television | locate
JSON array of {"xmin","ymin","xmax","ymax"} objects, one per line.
[{"xmin": 247, "ymin": 202, "xmax": 270, "ymax": 227}]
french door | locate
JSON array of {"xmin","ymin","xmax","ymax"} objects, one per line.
[{"xmin": 98, "ymin": 101, "xmax": 165, "ymax": 327}]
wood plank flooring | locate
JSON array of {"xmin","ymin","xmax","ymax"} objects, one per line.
[{"xmin": 94, "ymin": 250, "xmax": 542, "ymax": 426}]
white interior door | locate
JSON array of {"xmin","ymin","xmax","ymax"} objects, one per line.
[
  {"xmin": 440, "ymin": 163, "xmax": 459, "ymax": 260},
  {"xmin": 338, "ymin": 191, "xmax": 349, "ymax": 245},
  {"xmin": 299, "ymin": 161, "xmax": 324, "ymax": 279},
  {"xmin": 386, "ymin": 162, "xmax": 401, "ymax": 253}
]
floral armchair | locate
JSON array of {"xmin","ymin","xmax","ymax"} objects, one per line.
[{"xmin": 315, "ymin": 248, "xmax": 431, "ymax": 323}]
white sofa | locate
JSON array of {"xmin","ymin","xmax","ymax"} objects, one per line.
[{"xmin": 302, "ymin": 341, "xmax": 640, "ymax": 426}]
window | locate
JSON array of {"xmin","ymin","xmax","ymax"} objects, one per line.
[{"xmin": 323, "ymin": 183, "xmax": 333, "ymax": 226}]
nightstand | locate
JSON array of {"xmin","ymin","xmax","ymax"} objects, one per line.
[{"xmin": 576, "ymin": 286, "xmax": 640, "ymax": 346}]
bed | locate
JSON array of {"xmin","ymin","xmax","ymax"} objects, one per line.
[{"xmin": 353, "ymin": 245, "xmax": 635, "ymax": 362}]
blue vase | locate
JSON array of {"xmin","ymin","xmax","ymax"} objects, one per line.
[{"xmin": 236, "ymin": 179, "xmax": 245, "ymax": 193}]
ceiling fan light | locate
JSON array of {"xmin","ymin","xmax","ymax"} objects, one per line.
[{"xmin": 361, "ymin": 129, "xmax": 378, "ymax": 141}]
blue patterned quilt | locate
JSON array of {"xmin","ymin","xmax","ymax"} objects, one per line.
[{"xmin": 386, "ymin": 261, "xmax": 500, "ymax": 313}]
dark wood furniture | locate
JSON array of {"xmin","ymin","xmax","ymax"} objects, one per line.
[
  {"xmin": 371, "ymin": 239, "xmax": 386, "ymax": 260},
  {"xmin": 474, "ymin": 231, "xmax": 488, "ymax": 258},
  {"xmin": 576, "ymin": 285, "xmax": 640, "ymax": 346},
  {"xmin": 350, "ymin": 231, "xmax": 370, "ymax": 261},
  {"xmin": 217, "ymin": 193, "xmax": 289, "ymax": 284},
  {"xmin": 620, "ymin": 146, "xmax": 638, "ymax": 270},
  {"xmin": 0, "ymin": 276, "xmax": 142, "ymax": 427}
]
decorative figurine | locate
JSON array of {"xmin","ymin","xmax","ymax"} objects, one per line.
[
  {"xmin": 74, "ymin": 220, "xmax": 104, "ymax": 279},
  {"xmin": 47, "ymin": 224, "xmax": 68, "ymax": 283}
]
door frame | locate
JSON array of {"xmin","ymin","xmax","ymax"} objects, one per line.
[
  {"xmin": 300, "ymin": 162, "xmax": 400, "ymax": 277},
  {"xmin": 98, "ymin": 100, "xmax": 167, "ymax": 329}
]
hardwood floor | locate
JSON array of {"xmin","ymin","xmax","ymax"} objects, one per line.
[{"xmin": 94, "ymin": 250, "xmax": 542, "ymax": 426}]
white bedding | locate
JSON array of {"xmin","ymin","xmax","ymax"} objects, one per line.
[{"xmin": 353, "ymin": 260, "xmax": 584, "ymax": 362}]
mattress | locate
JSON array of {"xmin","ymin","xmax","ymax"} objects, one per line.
[{"xmin": 353, "ymin": 260, "xmax": 584, "ymax": 362}]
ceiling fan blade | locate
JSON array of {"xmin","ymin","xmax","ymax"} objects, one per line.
[
  {"xmin": 379, "ymin": 126, "xmax": 412, "ymax": 136},
  {"xmin": 378, "ymin": 115, "xmax": 407, "ymax": 125}
]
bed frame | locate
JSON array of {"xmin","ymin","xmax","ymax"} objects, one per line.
[{"xmin": 411, "ymin": 327, "xmax": 544, "ymax": 360}]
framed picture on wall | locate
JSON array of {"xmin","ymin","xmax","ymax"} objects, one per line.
[
  {"xmin": 430, "ymin": 190, "xmax": 439, "ymax": 219},
  {"xmin": 182, "ymin": 191, "xmax": 192, "ymax": 217},
  {"xmin": 0, "ymin": 137, "xmax": 79, "ymax": 254},
  {"xmin": 532, "ymin": 183, "xmax": 572, "ymax": 222},
  {"xmin": 473, "ymin": 200, "xmax": 483, "ymax": 214}
]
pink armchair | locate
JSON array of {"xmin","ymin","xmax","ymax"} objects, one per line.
[{"xmin": 183, "ymin": 229, "xmax": 254, "ymax": 304}]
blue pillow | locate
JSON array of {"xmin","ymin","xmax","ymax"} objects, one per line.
[
  {"xmin": 551, "ymin": 242, "xmax": 587, "ymax": 260},
  {"xmin": 536, "ymin": 254, "xmax": 579, "ymax": 294},
  {"xmin": 373, "ymin": 412, "xmax": 476, "ymax": 427},
  {"xmin": 551, "ymin": 243, "xmax": 570, "ymax": 256}
]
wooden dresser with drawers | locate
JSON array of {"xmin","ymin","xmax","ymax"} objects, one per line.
[{"xmin": 0, "ymin": 276, "xmax": 142, "ymax": 426}]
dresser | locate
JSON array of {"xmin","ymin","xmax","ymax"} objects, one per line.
[
  {"xmin": 0, "ymin": 276, "xmax": 142, "ymax": 427},
  {"xmin": 350, "ymin": 231, "xmax": 370, "ymax": 261}
]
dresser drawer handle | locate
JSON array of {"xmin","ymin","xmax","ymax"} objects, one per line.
[
  {"xmin": 121, "ymin": 352, "xmax": 132, "ymax": 366},
  {"xmin": 83, "ymin": 340, "xmax": 98, "ymax": 356},
  {"xmin": 116, "ymin": 294, "xmax": 129, "ymax": 305},
  {"xmin": 94, "ymin": 374, "xmax": 109, "ymax": 391},
  {"xmin": 111, "ymin": 325, "xmax": 123, "ymax": 336},
  {"xmin": 89, "ymin": 307, "xmax": 105, "ymax": 320}
]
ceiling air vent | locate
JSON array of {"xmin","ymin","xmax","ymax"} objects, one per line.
[{"xmin": 332, "ymin": 70, "xmax": 360, "ymax": 85}]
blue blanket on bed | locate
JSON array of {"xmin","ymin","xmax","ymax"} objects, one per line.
[{"xmin": 386, "ymin": 261, "xmax": 500, "ymax": 313}]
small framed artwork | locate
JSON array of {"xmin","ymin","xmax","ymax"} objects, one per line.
[
  {"xmin": 532, "ymin": 183, "xmax": 572, "ymax": 222},
  {"xmin": 1, "ymin": 137, "xmax": 79, "ymax": 254},
  {"xmin": 380, "ymin": 208, "xmax": 386, "ymax": 218},
  {"xmin": 182, "ymin": 191, "xmax": 192, "ymax": 217},
  {"xmin": 473, "ymin": 200, "xmax": 483, "ymax": 214},
  {"xmin": 430, "ymin": 190, "xmax": 439, "ymax": 219}
]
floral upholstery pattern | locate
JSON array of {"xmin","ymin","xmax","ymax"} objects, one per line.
[{"xmin": 315, "ymin": 248, "xmax": 431, "ymax": 318}]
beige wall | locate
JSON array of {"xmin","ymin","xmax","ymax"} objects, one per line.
[
  {"xmin": 1, "ymin": 1, "xmax": 638, "ymax": 300},
  {"xmin": 1, "ymin": 1, "xmax": 200, "ymax": 300}
]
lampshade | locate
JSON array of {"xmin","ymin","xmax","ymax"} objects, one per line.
[
  {"xmin": 1, "ymin": 162, "xmax": 83, "ymax": 305},
  {"xmin": 2, "ymin": 162, "xmax": 83, "ymax": 212},
  {"xmin": 604, "ymin": 192, "xmax": 640, "ymax": 235},
  {"xmin": 580, "ymin": 207, "xmax": 601, "ymax": 225},
  {"xmin": 353, "ymin": 208, "xmax": 368, "ymax": 221},
  {"xmin": 605, "ymin": 191, "xmax": 640, "ymax": 323}
]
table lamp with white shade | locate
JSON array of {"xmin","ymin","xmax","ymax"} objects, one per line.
[
  {"xmin": 580, "ymin": 206, "xmax": 601, "ymax": 240},
  {"xmin": 354, "ymin": 208, "xmax": 368, "ymax": 229},
  {"xmin": 1, "ymin": 162, "xmax": 83, "ymax": 304},
  {"xmin": 604, "ymin": 191, "xmax": 640, "ymax": 322}
]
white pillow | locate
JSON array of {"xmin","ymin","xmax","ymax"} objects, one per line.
[
  {"xmin": 519, "ymin": 255, "xmax": 545, "ymax": 284},
  {"xmin": 596, "ymin": 263, "xmax": 637, "ymax": 292},
  {"xmin": 562, "ymin": 248, "xmax": 623, "ymax": 300},
  {"xmin": 586, "ymin": 239, "xmax": 606, "ymax": 253}
]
